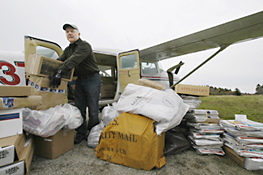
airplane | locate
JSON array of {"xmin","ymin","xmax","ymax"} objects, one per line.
[{"xmin": 1, "ymin": 10, "xmax": 263, "ymax": 109}]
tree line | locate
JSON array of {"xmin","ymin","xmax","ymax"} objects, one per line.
[{"xmin": 209, "ymin": 84, "xmax": 263, "ymax": 95}]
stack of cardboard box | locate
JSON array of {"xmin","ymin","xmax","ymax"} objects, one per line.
[
  {"xmin": 0, "ymin": 132, "xmax": 34, "ymax": 175},
  {"xmin": 0, "ymin": 54, "xmax": 75, "ymax": 174},
  {"xmin": 26, "ymin": 54, "xmax": 74, "ymax": 110},
  {"xmin": 25, "ymin": 54, "xmax": 75, "ymax": 160},
  {"xmin": 0, "ymin": 107, "xmax": 33, "ymax": 174},
  {"xmin": 0, "ymin": 77, "xmax": 39, "ymax": 174}
]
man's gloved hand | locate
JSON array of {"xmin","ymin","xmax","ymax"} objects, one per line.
[{"xmin": 49, "ymin": 69, "xmax": 62, "ymax": 88}]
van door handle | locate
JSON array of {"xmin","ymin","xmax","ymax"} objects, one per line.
[{"xmin": 128, "ymin": 70, "xmax": 131, "ymax": 77}]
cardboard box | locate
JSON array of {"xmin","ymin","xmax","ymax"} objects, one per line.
[
  {"xmin": 138, "ymin": 78, "xmax": 165, "ymax": 90},
  {"xmin": 20, "ymin": 137, "xmax": 34, "ymax": 175},
  {"xmin": 28, "ymin": 75, "xmax": 67, "ymax": 110},
  {"xmin": 174, "ymin": 84, "xmax": 210, "ymax": 96},
  {"xmin": 34, "ymin": 129, "xmax": 74, "ymax": 159},
  {"xmin": 0, "ymin": 133, "xmax": 26, "ymax": 167},
  {"xmin": 0, "ymin": 95, "xmax": 42, "ymax": 110},
  {"xmin": 0, "ymin": 161, "xmax": 24, "ymax": 175},
  {"xmin": 223, "ymin": 145, "xmax": 245, "ymax": 169},
  {"xmin": 26, "ymin": 54, "xmax": 74, "ymax": 81},
  {"xmin": 0, "ymin": 109, "xmax": 23, "ymax": 139},
  {"xmin": 0, "ymin": 86, "xmax": 32, "ymax": 97},
  {"xmin": 100, "ymin": 84, "xmax": 115, "ymax": 98}
]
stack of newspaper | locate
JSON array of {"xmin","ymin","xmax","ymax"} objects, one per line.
[
  {"xmin": 181, "ymin": 95, "xmax": 202, "ymax": 111},
  {"xmin": 220, "ymin": 115, "xmax": 263, "ymax": 170},
  {"xmin": 185, "ymin": 109, "xmax": 225, "ymax": 155},
  {"xmin": 184, "ymin": 109, "xmax": 220, "ymax": 123}
]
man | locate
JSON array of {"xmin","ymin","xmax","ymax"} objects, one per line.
[{"xmin": 50, "ymin": 23, "xmax": 101, "ymax": 144}]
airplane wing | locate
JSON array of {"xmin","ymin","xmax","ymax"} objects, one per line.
[{"xmin": 140, "ymin": 11, "xmax": 263, "ymax": 62}]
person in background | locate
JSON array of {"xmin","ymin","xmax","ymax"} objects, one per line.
[{"xmin": 49, "ymin": 23, "xmax": 101, "ymax": 144}]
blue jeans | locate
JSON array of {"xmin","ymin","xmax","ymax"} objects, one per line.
[{"xmin": 75, "ymin": 73, "xmax": 101, "ymax": 135}]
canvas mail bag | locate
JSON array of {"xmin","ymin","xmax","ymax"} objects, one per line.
[{"xmin": 95, "ymin": 112, "xmax": 166, "ymax": 170}]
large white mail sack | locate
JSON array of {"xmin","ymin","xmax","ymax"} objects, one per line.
[
  {"xmin": 116, "ymin": 84, "xmax": 189, "ymax": 134},
  {"xmin": 155, "ymin": 96, "xmax": 189, "ymax": 135}
]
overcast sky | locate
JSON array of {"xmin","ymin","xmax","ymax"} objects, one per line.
[{"xmin": 1, "ymin": 0, "xmax": 263, "ymax": 93}]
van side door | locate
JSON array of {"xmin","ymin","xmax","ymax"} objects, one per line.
[
  {"xmin": 24, "ymin": 36, "xmax": 63, "ymax": 67},
  {"xmin": 118, "ymin": 50, "xmax": 140, "ymax": 92}
]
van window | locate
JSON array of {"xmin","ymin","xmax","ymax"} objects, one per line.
[
  {"xmin": 141, "ymin": 62, "xmax": 158, "ymax": 75},
  {"xmin": 99, "ymin": 65, "xmax": 113, "ymax": 77},
  {"xmin": 120, "ymin": 53, "xmax": 137, "ymax": 69},
  {"xmin": 36, "ymin": 46, "xmax": 59, "ymax": 59}
]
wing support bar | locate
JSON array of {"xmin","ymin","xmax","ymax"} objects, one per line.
[{"xmin": 171, "ymin": 45, "xmax": 229, "ymax": 89}]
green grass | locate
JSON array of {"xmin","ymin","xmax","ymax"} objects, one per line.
[{"xmin": 197, "ymin": 95, "xmax": 263, "ymax": 123}]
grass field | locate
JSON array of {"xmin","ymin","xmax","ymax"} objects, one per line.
[{"xmin": 197, "ymin": 95, "xmax": 263, "ymax": 123}]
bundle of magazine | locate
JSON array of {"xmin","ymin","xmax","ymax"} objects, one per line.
[
  {"xmin": 185, "ymin": 109, "xmax": 225, "ymax": 156},
  {"xmin": 181, "ymin": 95, "xmax": 202, "ymax": 110},
  {"xmin": 220, "ymin": 115, "xmax": 263, "ymax": 170},
  {"xmin": 184, "ymin": 109, "xmax": 220, "ymax": 123}
]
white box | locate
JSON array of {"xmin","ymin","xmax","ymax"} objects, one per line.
[
  {"xmin": 0, "ymin": 161, "xmax": 24, "ymax": 175},
  {"xmin": 0, "ymin": 145, "xmax": 14, "ymax": 167},
  {"xmin": 0, "ymin": 109, "xmax": 23, "ymax": 139}
]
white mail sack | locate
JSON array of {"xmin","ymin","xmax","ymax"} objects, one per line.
[{"xmin": 116, "ymin": 84, "xmax": 189, "ymax": 134}]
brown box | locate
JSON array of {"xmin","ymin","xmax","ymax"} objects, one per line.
[
  {"xmin": 20, "ymin": 136, "xmax": 35, "ymax": 175},
  {"xmin": 0, "ymin": 95, "xmax": 42, "ymax": 110},
  {"xmin": 174, "ymin": 84, "xmax": 210, "ymax": 96},
  {"xmin": 138, "ymin": 78, "xmax": 165, "ymax": 90},
  {"xmin": 28, "ymin": 75, "xmax": 67, "ymax": 110},
  {"xmin": 223, "ymin": 145, "xmax": 245, "ymax": 169},
  {"xmin": 0, "ymin": 86, "xmax": 32, "ymax": 97},
  {"xmin": 33, "ymin": 129, "xmax": 74, "ymax": 159},
  {"xmin": 26, "ymin": 54, "xmax": 74, "ymax": 81}
]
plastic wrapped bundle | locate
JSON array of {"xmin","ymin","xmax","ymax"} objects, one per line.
[{"xmin": 22, "ymin": 103, "xmax": 83, "ymax": 137}]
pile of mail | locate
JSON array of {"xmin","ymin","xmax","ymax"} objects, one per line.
[
  {"xmin": 220, "ymin": 114, "xmax": 263, "ymax": 170},
  {"xmin": 185, "ymin": 109, "xmax": 225, "ymax": 155},
  {"xmin": 181, "ymin": 95, "xmax": 202, "ymax": 111},
  {"xmin": 184, "ymin": 109, "xmax": 220, "ymax": 123}
]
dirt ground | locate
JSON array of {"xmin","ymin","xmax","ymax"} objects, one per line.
[
  {"xmin": 28, "ymin": 111, "xmax": 263, "ymax": 175},
  {"xmin": 29, "ymin": 125, "xmax": 263, "ymax": 175},
  {"xmin": 29, "ymin": 140, "xmax": 262, "ymax": 175}
]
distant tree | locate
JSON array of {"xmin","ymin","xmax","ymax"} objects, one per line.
[
  {"xmin": 256, "ymin": 84, "xmax": 263, "ymax": 94},
  {"xmin": 234, "ymin": 88, "xmax": 242, "ymax": 96},
  {"xmin": 256, "ymin": 84, "xmax": 261, "ymax": 91}
]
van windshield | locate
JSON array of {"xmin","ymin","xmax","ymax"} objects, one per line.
[{"xmin": 141, "ymin": 62, "xmax": 158, "ymax": 75}]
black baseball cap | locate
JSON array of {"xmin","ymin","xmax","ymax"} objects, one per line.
[{"xmin": 63, "ymin": 23, "xmax": 78, "ymax": 30}]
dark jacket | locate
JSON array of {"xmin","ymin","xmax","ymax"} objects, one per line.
[{"xmin": 57, "ymin": 38, "xmax": 99, "ymax": 77}]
